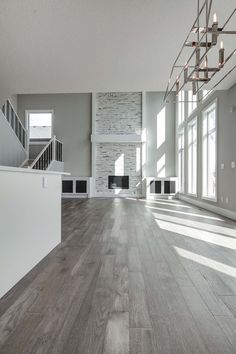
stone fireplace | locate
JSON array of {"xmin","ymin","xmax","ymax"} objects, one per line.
[{"xmin": 91, "ymin": 92, "xmax": 143, "ymax": 197}]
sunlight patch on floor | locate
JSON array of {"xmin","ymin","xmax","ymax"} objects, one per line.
[
  {"xmin": 146, "ymin": 205, "xmax": 223, "ymax": 221},
  {"xmin": 156, "ymin": 219, "xmax": 236, "ymax": 251},
  {"xmin": 175, "ymin": 247, "xmax": 236, "ymax": 279},
  {"xmin": 152, "ymin": 212, "xmax": 236, "ymax": 238}
]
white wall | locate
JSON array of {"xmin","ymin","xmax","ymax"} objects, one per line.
[
  {"xmin": 0, "ymin": 167, "xmax": 62, "ymax": 298},
  {"xmin": 17, "ymin": 94, "xmax": 92, "ymax": 177},
  {"xmin": 0, "ymin": 110, "xmax": 27, "ymax": 167},
  {"xmin": 143, "ymin": 92, "xmax": 176, "ymax": 177},
  {"xmin": 47, "ymin": 160, "xmax": 64, "ymax": 172}
]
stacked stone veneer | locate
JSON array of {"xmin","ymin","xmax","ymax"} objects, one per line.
[
  {"xmin": 95, "ymin": 92, "xmax": 142, "ymax": 197},
  {"xmin": 96, "ymin": 143, "xmax": 142, "ymax": 197},
  {"xmin": 96, "ymin": 92, "xmax": 142, "ymax": 135}
]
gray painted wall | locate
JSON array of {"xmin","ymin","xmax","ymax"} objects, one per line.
[
  {"xmin": 18, "ymin": 94, "xmax": 92, "ymax": 177},
  {"xmin": 143, "ymin": 92, "xmax": 176, "ymax": 177},
  {"xmin": 0, "ymin": 110, "xmax": 27, "ymax": 167},
  {"xmin": 179, "ymin": 84, "xmax": 236, "ymax": 213}
]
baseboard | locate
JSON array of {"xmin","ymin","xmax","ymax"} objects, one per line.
[
  {"xmin": 62, "ymin": 194, "xmax": 88, "ymax": 199},
  {"xmin": 95, "ymin": 192, "xmax": 142, "ymax": 198},
  {"xmin": 178, "ymin": 194, "xmax": 236, "ymax": 221}
]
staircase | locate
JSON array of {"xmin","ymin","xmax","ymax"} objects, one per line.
[
  {"xmin": 1, "ymin": 99, "xmax": 63, "ymax": 172},
  {"xmin": 27, "ymin": 135, "xmax": 63, "ymax": 170},
  {"xmin": 21, "ymin": 159, "xmax": 34, "ymax": 168},
  {"xmin": 0, "ymin": 99, "xmax": 28, "ymax": 167}
]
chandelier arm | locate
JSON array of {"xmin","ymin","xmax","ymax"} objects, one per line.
[
  {"xmin": 164, "ymin": 1, "xmax": 236, "ymax": 103},
  {"xmin": 164, "ymin": 29, "xmax": 208, "ymax": 102},
  {"xmin": 194, "ymin": 48, "xmax": 236, "ymax": 98},
  {"xmin": 164, "ymin": 0, "xmax": 207, "ymax": 101}
]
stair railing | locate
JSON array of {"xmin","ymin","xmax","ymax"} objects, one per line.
[
  {"xmin": 2, "ymin": 99, "xmax": 28, "ymax": 150},
  {"xmin": 30, "ymin": 135, "xmax": 63, "ymax": 170}
]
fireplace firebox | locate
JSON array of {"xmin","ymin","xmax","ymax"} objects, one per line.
[{"xmin": 108, "ymin": 176, "xmax": 129, "ymax": 189}]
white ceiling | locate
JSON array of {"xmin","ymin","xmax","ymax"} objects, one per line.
[{"xmin": 0, "ymin": 0, "xmax": 235, "ymax": 96}]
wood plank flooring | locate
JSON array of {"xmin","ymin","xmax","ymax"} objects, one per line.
[{"xmin": 1, "ymin": 197, "xmax": 236, "ymax": 353}]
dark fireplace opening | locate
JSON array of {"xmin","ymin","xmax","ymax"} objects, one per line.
[{"xmin": 108, "ymin": 176, "xmax": 129, "ymax": 189}]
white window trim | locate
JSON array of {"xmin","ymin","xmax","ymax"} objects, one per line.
[
  {"xmin": 25, "ymin": 109, "xmax": 54, "ymax": 141},
  {"xmin": 201, "ymin": 99, "xmax": 218, "ymax": 202},
  {"xmin": 187, "ymin": 91, "xmax": 198, "ymax": 118},
  {"xmin": 187, "ymin": 117, "xmax": 197, "ymax": 196},
  {"xmin": 177, "ymin": 90, "xmax": 186, "ymax": 127},
  {"xmin": 178, "ymin": 130, "xmax": 185, "ymax": 193}
]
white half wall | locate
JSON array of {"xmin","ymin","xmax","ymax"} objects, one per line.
[
  {"xmin": 47, "ymin": 160, "xmax": 64, "ymax": 172},
  {"xmin": 0, "ymin": 110, "xmax": 27, "ymax": 167},
  {"xmin": 0, "ymin": 166, "xmax": 63, "ymax": 298}
]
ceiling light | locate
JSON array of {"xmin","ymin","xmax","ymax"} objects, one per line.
[{"xmin": 164, "ymin": 0, "xmax": 236, "ymax": 102}]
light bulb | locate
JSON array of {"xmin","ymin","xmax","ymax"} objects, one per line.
[{"xmin": 213, "ymin": 13, "xmax": 218, "ymax": 23}]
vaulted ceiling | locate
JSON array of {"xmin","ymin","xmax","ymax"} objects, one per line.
[{"xmin": 0, "ymin": 0, "xmax": 235, "ymax": 96}]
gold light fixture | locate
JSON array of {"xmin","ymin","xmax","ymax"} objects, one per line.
[{"xmin": 164, "ymin": 0, "xmax": 236, "ymax": 102}]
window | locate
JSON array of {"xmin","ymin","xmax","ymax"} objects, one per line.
[
  {"xmin": 178, "ymin": 90, "xmax": 185, "ymax": 125},
  {"xmin": 202, "ymin": 102, "xmax": 217, "ymax": 200},
  {"xmin": 27, "ymin": 111, "xmax": 53, "ymax": 140},
  {"xmin": 178, "ymin": 131, "xmax": 185, "ymax": 193},
  {"xmin": 188, "ymin": 118, "xmax": 197, "ymax": 195},
  {"xmin": 188, "ymin": 91, "xmax": 197, "ymax": 116}
]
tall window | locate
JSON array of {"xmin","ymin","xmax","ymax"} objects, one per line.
[
  {"xmin": 178, "ymin": 131, "xmax": 185, "ymax": 193},
  {"xmin": 178, "ymin": 90, "xmax": 185, "ymax": 126},
  {"xmin": 188, "ymin": 91, "xmax": 197, "ymax": 116},
  {"xmin": 188, "ymin": 118, "xmax": 197, "ymax": 195},
  {"xmin": 28, "ymin": 111, "xmax": 53, "ymax": 140},
  {"xmin": 202, "ymin": 102, "xmax": 217, "ymax": 199}
]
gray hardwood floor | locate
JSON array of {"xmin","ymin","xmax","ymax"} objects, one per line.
[{"xmin": 1, "ymin": 197, "xmax": 236, "ymax": 353}]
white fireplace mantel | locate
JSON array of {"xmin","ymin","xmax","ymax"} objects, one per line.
[{"xmin": 91, "ymin": 134, "xmax": 145, "ymax": 144}]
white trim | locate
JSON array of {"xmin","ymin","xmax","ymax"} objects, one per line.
[
  {"xmin": 62, "ymin": 177, "xmax": 93, "ymax": 198},
  {"xmin": 178, "ymin": 194, "xmax": 236, "ymax": 221},
  {"xmin": 91, "ymin": 93, "xmax": 97, "ymax": 197},
  {"xmin": 202, "ymin": 196, "xmax": 217, "ymax": 203},
  {"xmin": 146, "ymin": 177, "xmax": 178, "ymax": 199},
  {"xmin": 187, "ymin": 90, "xmax": 198, "ymax": 118},
  {"xmin": 19, "ymin": 158, "xmax": 29, "ymax": 168},
  {"xmin": 0, "ymin": 165, "xmax": 69, "ymax": 176},
  {"xmin": 2, "ymin": 101, "xmax": 28, "ymax": 153},
  {"xmin": 201, "ymin": 98, "xmax": 218, "ymax": 201},
  {"xmin": 187, "ymin": 117, "xmax": 197, "ymax": 195},
  {"xmin": 25, "ymin": 109, "xmax": 54, "ymax": 141}
]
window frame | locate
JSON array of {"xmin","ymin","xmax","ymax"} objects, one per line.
[
  {"xmin": 201, "ymin": 99, "xmax": 217, "ymax": 202},
  {"xmin": 25, "ymin": 109, "xmax": 54, "ymax": 142},
  {"xmin": 187, "ymin": 117, "xmax": 197, "ymax": 196},
  {"xmin": 177, "ymin": 90, "xmax": 185, "ymax": 126},
  {"xmin": 188, "ymin": 91, "xmax": 197, "ymax": 117},
  {"xmin": 178, "ymin": 130, "xmax": 185, "ymax": 193}
]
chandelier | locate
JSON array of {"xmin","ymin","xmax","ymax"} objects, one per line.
[{"xmin": 164, "ymin": 0, "xmax": 236, "ymax": 102}]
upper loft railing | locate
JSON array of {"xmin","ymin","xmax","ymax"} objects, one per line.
[
  {"xmin": 30, "ymin": 135, "xmax": 63, "ymax": 170},
  {"xmin": 2, "ymin": 99, "xmax": 27, "ymax": 150}
]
